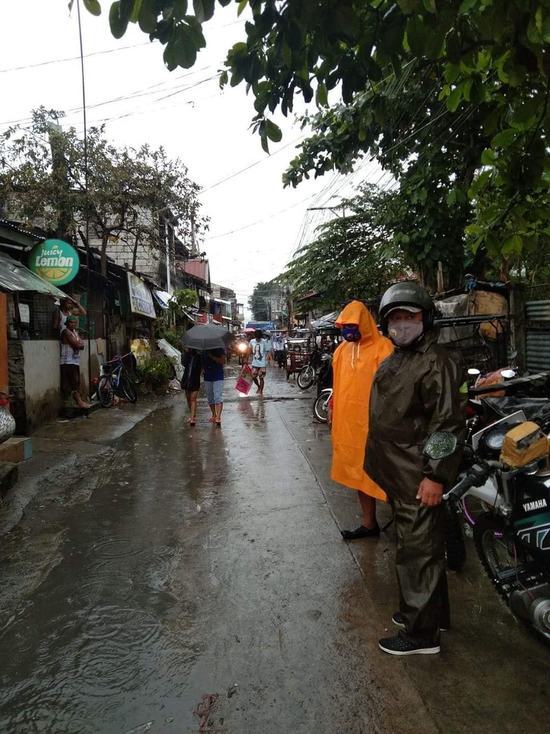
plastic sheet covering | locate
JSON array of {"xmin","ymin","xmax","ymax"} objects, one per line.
[
  {"xmin": 0, "ymin": 252, "xmax": 67, "ymax": 297},
  {"xmin": 157, "ymin": 338, "xmax": 184, "ymax": 381}
]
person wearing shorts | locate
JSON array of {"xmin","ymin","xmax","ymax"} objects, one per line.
[
  {"xmin": 249, "ymin": 329, "xmax": 268, "ymax": 395},
  {"xmin": 60, "ymin": 315, "xmax": 91, "ymax": 409},
  {"xmin": 202, "ymin": 348, "xmax": 225, "ymax": 426}
]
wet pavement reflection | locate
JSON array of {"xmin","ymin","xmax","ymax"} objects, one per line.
[{"xmin": 0, "ymin": 368, "xmax": 548, "ymax": 733}]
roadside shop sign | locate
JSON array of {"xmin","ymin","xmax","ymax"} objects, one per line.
[
  {"xmin": 127, "ymin": 272, "xmax": 156, "ymax": 319},
  {"xmin": 28, "ymin": 239, "xmax": 80, "ymax": 286}
]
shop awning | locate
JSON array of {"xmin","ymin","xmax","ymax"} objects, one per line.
[
  {"xmin": 311, "ymin": 311, "xmax": 339, "ymax": 329},
  {"xmin": 0, "ymin": 252, "xmax": 67, "ymax": 297}
]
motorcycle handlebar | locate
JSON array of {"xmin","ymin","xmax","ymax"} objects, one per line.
[{"xmin": 444, "ymin": 463, "xmax": 492, "ymax": 502}]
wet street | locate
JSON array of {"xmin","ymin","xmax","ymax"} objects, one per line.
[{"xmin": 1, "ymin": 367, "xmax": 549, "ymax": 734}]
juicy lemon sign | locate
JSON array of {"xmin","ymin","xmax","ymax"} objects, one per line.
[{"xmin": 29, "ymin": 239, "xmax": 80, "ymax": 286}]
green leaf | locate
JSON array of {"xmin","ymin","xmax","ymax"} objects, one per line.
[
  {"xmin": 219, "ymin": 69, "xmax": 228, "ymax": 88},
  {"xmin": 491, "ymin": 128, "xmax": 516, "ymax": 148},
  {"xmin": 130, "ymin": 0, "xmax": 143, "ymax": 23},
  {"xmin": 422, "ymin": 0, "xmax": 436, "ymax": 12},
  {"xmin": 237, "ymin": 0, "xmax": 249, "ymax": 17},
  {"xmin": 315, "ymin": 82, "xmax": 328, "ymax": 107},
  {"xmin": 138, "ymin": 0, "xmax": 157, "ymax": 33},
  {"xmin": 173, "ymin": 0, "xmax": 188, "ymax": 21},
  {"xmin": 459, "ymin": 0, "xmax": 478, "ymax": 13},
  {"xmin": 480, "ymin": 148, "xmax": 496, "ymax": 165},
  {"xmin": 265, "ymin": 119, "xmax": 282, "ymax": 143},
  {"xmin": 174, "ymin": 26, "xmax": 198, "ymax": 68},
  {"xmin": 502, "ymin": 234, "xmax": 522, "ymax": 256},
  {"xmin": 446, "ymin": 86, "xmax": 462, "ymax": 112},
  {"xmin": 193, "ymin": 0, "xmax": 215, "ymax": 23},
  {"xmin": 406, "ymin": 16, "xmax": 426, "ymax": 57},
  {"xmin": 83, "ymin": 0, "xmax": 101, "ymax": 15},
  {"xmin": 109, "ymin": 1, "xmax": 129, "ymax": 38}
]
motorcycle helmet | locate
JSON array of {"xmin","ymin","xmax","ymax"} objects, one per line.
[{"xmin": 379, "ymin": 281, "xmax": 435, "ymax": 335}]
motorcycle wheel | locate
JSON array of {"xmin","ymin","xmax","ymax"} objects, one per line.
[
  {"xmin": 473, "ymin": 513, "xmax": 514, "ymax": 602},
  {"xmin": 297, "ymin": 365, "xmax": 315, "ymax": 390},
  {"xmin": 444, "ymin": 503, "xmax": 467, "ymax": 571},
  {"xmin": 98, "ymin": 375, "xmax": 114, "ymax": 408},
  {"xmin": 313, "ymin": 390, "xmax": 331, "ymax": 423}
]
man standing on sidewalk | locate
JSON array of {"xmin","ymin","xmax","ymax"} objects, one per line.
[
  {"xmin": 249, "ymin": 329, "xmax": 268, "ymax": 395},
  {"xmin": 60, "ymin": 314, "xmax": 91, "ymax": 409},
  {"xmin": 203, "ymin": 348, "xmax": 225, "ymax": 426},
  {"xmin": 365, "ymin": 282, "xmax": 464, "ymax": 656}
]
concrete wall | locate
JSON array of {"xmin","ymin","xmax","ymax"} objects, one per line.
[{"xmin": 21, "ymin": 341, "xmax": 61, "ymax": 433}]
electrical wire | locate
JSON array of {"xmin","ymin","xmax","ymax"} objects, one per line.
[
  {"xmin": 0, "ymin": 41, "xmax": 152, "ymax": 74},
  {"xmin": 205, "ymin": 194, "xmax": 316, "ymax": 241},
  {"xmin": 201, "ymin": 135, "xmax": 305, "ymax": 192}
]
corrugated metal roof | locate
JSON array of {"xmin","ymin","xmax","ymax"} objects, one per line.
[{"xmin": 0, "ymin": 252, "xmax": 66, "ymax": 297}]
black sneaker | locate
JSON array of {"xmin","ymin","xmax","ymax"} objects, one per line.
[
  {"xmin": 340, "ymin": 523, "xmax": 380, "ymax": 540},
  {"xmin": 392, "ymin": 611, "xmax": 449, "ymax": 632},
  {"xmin": 379, "ymin": 632, "xmax": 440, "ymax": 656}
]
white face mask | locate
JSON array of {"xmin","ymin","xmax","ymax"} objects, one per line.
[{"xmin": 388, "ymin": 318, "xmax": 424, "ymax": 347}]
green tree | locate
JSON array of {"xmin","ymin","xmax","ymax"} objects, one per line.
[
  {"xmin": 285, "ymin": 185, "xmax": 408, "ymax": 309},
  {"xmin": 86, "ymin": 0, "xmax": 550, "ymax": 269},
  {"xmin": 249, "ymin": 279, "xmax": 276, "ymax": 320},
  {"xmin": 0, "ymin": 107, "xmax": 205, "ymax": 275}
]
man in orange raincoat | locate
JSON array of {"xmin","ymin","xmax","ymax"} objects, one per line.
[{"xmin": 330, "ymin": 301, "xmax": 393, "ymax": 539}]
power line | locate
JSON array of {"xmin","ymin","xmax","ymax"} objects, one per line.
[
  {"xmin": 0, "ymin": 41, "xmax": 151, "ymax": 74},
  {"xmin": 205, "ymin": 194, "xmax": 316, "ymax": 241},
  {"xmin": 201, "ymin": 135, "xmax": 305, "ymax": 193}
]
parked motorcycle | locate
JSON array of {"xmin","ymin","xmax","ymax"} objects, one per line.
[
  {"xmin": 297, "ymin": 349, "xmax": 331, "ymax": 390},
  {"xmin": 426, "ymin": 419, "xmax": 550, "ymax": 644}
]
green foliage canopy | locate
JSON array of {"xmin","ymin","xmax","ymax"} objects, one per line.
[{"xmin": 85, "ymin": 0, "xmax": 550, "ymax": 265}]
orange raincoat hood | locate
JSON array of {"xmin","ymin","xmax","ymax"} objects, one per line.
[{"xmin": 335, "ymin": 300, "xmax": 379, "ymax": 347}]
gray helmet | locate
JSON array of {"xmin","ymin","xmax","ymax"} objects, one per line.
[{"xmin": 379, "ymin": 281, "xmax": 434, "ymax": 334}]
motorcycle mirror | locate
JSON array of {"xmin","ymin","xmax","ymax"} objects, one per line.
[
  {"xmin": 501, "ymin": 369, "xmax": 516, "ymax": 380},
  {"xmin": 423, "ymin": 432, "xmax": 458, "ymax": 460},
  {"xmin": 467, "ymin": 368, "xmax": 481, "ymax": 377}
]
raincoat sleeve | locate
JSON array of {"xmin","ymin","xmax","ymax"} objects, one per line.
[{"xmin": 419, "ymin": 350, "xmax": 465, "ymax": 486}]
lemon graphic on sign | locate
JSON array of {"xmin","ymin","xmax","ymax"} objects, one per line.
[{"xmin": 28, "ymin": 239, "xmax": 80, "ymax": 286}]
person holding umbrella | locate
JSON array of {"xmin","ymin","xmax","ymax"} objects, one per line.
[{"xmin": 183, "ymin": 322, "xmax": 231, "ymax": 427}]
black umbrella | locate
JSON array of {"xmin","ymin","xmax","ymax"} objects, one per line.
[{"xmin": 183, "ymin": 323, "xmax": 232, "ymax": 351}]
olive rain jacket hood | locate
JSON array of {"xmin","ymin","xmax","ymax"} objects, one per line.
[
  {"xmin": 330, "ymin": 301, "xmax": 394, "ymax": 500},
  {"xmin": 364, "ymin": 332, "xmax": 465, "ymax": 498}
]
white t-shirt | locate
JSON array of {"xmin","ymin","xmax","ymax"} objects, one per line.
[
  {"xmin": 250, "ymin": 338, "xmax": 268, "ymax": 368},
  {"xmin": 60, "ymin": 327, "xmax": 81, "ymax": 366}
]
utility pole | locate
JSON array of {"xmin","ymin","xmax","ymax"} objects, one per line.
[{"xmin": 306, "ymin": 203, "xmax": 347, "ymax": 243}]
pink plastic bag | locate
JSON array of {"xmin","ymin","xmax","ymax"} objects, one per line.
[{"xmin": 235, "ymin": 364, "xmax": 253, "ymax": 395}]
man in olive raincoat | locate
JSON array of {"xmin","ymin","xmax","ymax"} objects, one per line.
[
  {"xmin": 365, "ymin": 282, "xmax": 464, "ymax": 656},
  {"xmin": 331, "ymin": 301, "xmax": 393, "ymax": 539}
]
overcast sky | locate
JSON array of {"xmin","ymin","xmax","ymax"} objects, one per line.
[{"xmin": 1, "ymin": 1, "xmax": 385, "ymax": 308}]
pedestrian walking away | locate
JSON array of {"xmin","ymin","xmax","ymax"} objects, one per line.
[
  {"xmin": 330, "ymin": 301, "xmax": 393, "ymax": 540},
  {"xmin": 249, "ymin": 329, "xmax": 269, "ymax": 395},
  {"xmin": 364, "ymin": 281, "xmax": 464, "ymax": 656},
  {"xmin": 181, "ymin": 348, "xmax": 202, "ymax": 426},
  {"xmin": 60, "ymin": 314, "xmax": 91, "ymax": 410},
  {"xmin": 203, "ymin": 348, "xmax": 225, "ymax": 426}
]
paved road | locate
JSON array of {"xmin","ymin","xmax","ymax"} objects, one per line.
[{"xmin": 0, "ymin": 367, "xmax": 548, "ymax": 733}]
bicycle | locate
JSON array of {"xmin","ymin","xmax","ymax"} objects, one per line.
[{"xmin": 97, "ymin": 353, "xmax": 138, "ymax": 407}]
